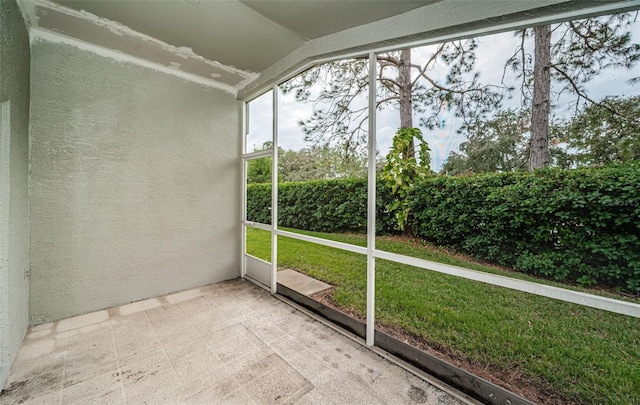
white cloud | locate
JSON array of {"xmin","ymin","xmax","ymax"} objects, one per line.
[
  {"xmin": 246, "ymin": 91, "xmax": 273, "ymax": 152},
  {"xmin": 277, "ymin": 90, "xmax": 315, "ymax": 151}
]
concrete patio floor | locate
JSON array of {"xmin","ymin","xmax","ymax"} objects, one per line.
[{"xmin": 1, "ymin": 279, "xmax": 470, "ymax": 405}]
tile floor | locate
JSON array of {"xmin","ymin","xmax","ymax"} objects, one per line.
[{"xmin": 1, "ymin": 279, "xmax": 469, "ymax": 405}]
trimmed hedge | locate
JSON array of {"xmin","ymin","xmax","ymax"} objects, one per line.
[
  {"xmin": 246, "ymin": 179, "xmax": 365, "ymax": 231},
  {"xmin": 247, "ymin": 163, "xmax": 640, "ymax": 292},
  {"xmin": 412, "ymin": 164, "xmax": 640, "ymax": 292},
  {"xmin": 247, "ymin": 178, "xmax": 396, "ymax": 234}
]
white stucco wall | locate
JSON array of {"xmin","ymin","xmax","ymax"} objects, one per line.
[
  {"xmin": 0, "ymin": 0, "xmax": 31, "ymax": 388},
  {"xmin": 29, "ymin": 40, "xmax": 241, "ymax": 323}
]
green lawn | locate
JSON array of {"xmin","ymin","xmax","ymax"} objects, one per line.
[{"xmin": 246, "ymin": 227, "xmax": 640, "ymax": 404}]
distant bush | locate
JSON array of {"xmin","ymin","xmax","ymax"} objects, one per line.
[
  {"xmin": 278, "ymin": 178, "xmax": 368, "ymax": 233},
  {"xmin": 246, "ymin": 182, "xmax": 272, "ymax": 225},
  {"xmin": 247, "ymin": 163, "xmax": 640, "ymax": 292},
  {"xmin": 247, "ymin": 178, "xmax": 396, "ymax": 234}
]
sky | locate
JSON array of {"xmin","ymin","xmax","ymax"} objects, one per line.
[{"xmin": 246, "ymin": 17, "xmax": 640, "ymax": 172}]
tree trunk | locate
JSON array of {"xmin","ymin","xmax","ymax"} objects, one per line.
[
  {"xmin": 529, "ymin": 25, "xmax": 552, "ymax": 171},
  {"xmin": 398, "ymin": 49, "xmax": 414, "ymax": 159}
]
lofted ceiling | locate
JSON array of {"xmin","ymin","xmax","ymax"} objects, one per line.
[{"xmin": 18, "ymin": 0, "xmax": 439, "ymax": 93}]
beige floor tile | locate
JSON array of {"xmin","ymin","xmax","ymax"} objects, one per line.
[
  {"xmin": 243, "ymin": 322, "xmax": 287, "ymax": 344},
  {"xmin": 0, "ymin": 388, "xmax": 62, "ymax": 405},
  {"xmin": 292, "ymin": 389, "xmax": 331, "ymax": 405},
  {"xmin": 68, "ymin": 310, "xmax": 110, "ymax": 330},
  {"xmin": 15, "ymin": 338, "xmax": 57, "ymax": 361},
  {"xmin": 338, "ymin": 346, "xmax": 392, "ymax": 385},
  {"xmin": 176, "ymin": 296, "xmax": 212, "ymax": 315},
  {"xmin": 178, "ymin": 362, "xmax": 237, "ymax": 398},
  {"xmin": 55, "ymin": 319, "xmax": 72, "ymax": 333},
  {"xmin": 304, "ymin": 333, "xmax": 361, "ymax": 369},
  {"xmin": 165, "ymin": 288, "xmax": 203, "ymax": 304},
  {"xmin": 187, "ymin": 308, "xmax": 232, "ymax": 336},
  {"xmin": 201, "ymin": 288, "xmax": 242, "ymax": 308},
  {"xmin": 217, "ymin": 302, "xmax": 256, "ymax": 321},
  {"xmin": 203, "ymin": 323, "xmax": 249, "ymax": 349},
  {"xmin": 139, "ymin": 297, "xmax": 165, "ymax": 310},
  {"xmin": 74, "ymin": 387, "xmax": 125, "ymax": 405},
  {"xmin": 155, "ymin": 322, "xmax": 201, "ymax": 349},
  {"xmin": 1, "ymin": 362, "xmax": 64, "ymax": 405},
  {"xmin": 122, "ymin": 365, "xmax": 181, "ymax": 403},
  {"xmin": 113, "ymin": 320, "xmax": 156, "ymax": 341},
  {"xmin": 111, "ymin": 310, "xmax": 152, "ymax": 328},
  {"xmin": 26, "ymin": 328, "xmax": 53, "ymax": 340},
  {"xmin": 66, "ymin": 327, "xmax": 114, "ymax": 352},
  {"xmin": 173, "ymin": 346, "xmax": 224, "ymax": 384},
  {"xmin": 310, "ymin": 369, "xmax": 385, "ymax": 405},
  {"xmin": 146, "ymin": 304, "xmax": 184, "ymax": 325},
  {"xmin": 31, "ymin": 322, "xmax": 55, "ymax": 332},
  {"xmin": 61, "ymin": 369, "xmax": 122, "ymax": 404},
  {"xmin": 287, "ymin": 350, "xmax": 333, "ymax": 381},
  {"xmin": 64, "ymin": 344, "xmax": 119, "ymax": 387},
  {"xmin": 7, "ymin": 346, "xmax": 66, "ymax": 381},
  {"xmin": 221, "ymin": 388, "xmax": 257, "ymax": 405},
  {"xmin": 251, "ymin": 299, "xmax": 290, "ymax": 318},
  {"xmin": 119, "ymin": 348, "xmax": 172, "ymax": 382},
  {"xmin": 213, "ymin": 333, "xmax": 261, "ymax": 364},
  {"xmin": 184, "ymin": 371, "xmax": 241, "ymax": 404},
  {"xmin": 164, "ymin": 336, "xmax": 209, "ymax": 364},
  {"xmin": 267, "ymin": 335, "xmax": 308, "ymax": 362},
  {"xmin": 114, "ymin": 334, "xmax": 163, "ymax": 361},
  {"xmin": 367, "ymin": 372, "xmax": 450, "ymax": 405},
  {"xmin": 244, "ymin": 364, "xmax": 312, "ymax": 404},
  {"xmin": 223, "ymin": 346, "xmax": 277, "ymax": 376},
  {"xmin": 230, "ymin": 352, "xmax": 286, "ymax": 383},
  {"xmin": 116, "ymin": 300, "xmax": 149, "ymax": 317},
  {"xmin": 3, "ymin": 279, "xmax": 467, "ymax": 405},
  {"xmin": 128, "ymin": 386, "xmax": 185, "ymax": 405}
]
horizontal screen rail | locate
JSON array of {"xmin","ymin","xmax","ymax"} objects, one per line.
[
  {"xmin": 242, "ymin": 149, "xmax": 273, "ymax": 160},
  {"xmin": 277, "ymin": 230, "xmax": 368, "ymax": 255},
  {"xmin": 260, "ymin": 226, "xmax": 640, "ymax": 318},
  {"xmin": 242, "ymin": 221, "xmax": 272, "ymax": 232},
  {"xmin": 374, "ymin": 249, "xmax": 640, "ymax": 318}
]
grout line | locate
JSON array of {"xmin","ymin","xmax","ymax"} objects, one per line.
[
  {"xmin": 58, "ymin": 320, "xmax": 71, "ymax": 402},
  {"xmin": 108, "ymin": 315, "xmax": 128, "ymax": 404},
  {"xmin": 224, "ymin": 366, "xmax": 255, "ymax": 405},
  {"xmin": 142, "ymin": 305, "xmax": 183, "ymax": 400},
  {"xmin": 57, "ymin": 323, "xmax": 68, "ymax": 405}
]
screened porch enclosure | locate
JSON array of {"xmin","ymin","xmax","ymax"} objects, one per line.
[{"xmin": 241, "ymin": 45, "xmax": 640, "ymax": 404}]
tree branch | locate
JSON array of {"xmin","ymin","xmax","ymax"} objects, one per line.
[
  {"xmin": 550, "ymin": 64, "xmax": 634, "ymax": 121},
  {"xmin": 376, "ymin": 55, "xmax": 401, "ymax": 66}
]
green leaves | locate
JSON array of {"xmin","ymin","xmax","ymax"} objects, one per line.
[
  {"xmin": 442, "ymin": 109, "xmax": 531, "ymax": 174},
  {"xmin": 381, "ymin": 127, "xmax": 432, "ymax": 232},
  {"xmin": 562, "ymin": 95, "xmax": 640, "ymax": 167}
]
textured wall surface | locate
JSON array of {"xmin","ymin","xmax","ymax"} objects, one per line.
[
  {"xmin": 29, "ymin": 40, "xmax": 241, "ymax": 323},
  {"xmin": 0, "ymin": 0, "xmax": 31, "ymax": 388}
]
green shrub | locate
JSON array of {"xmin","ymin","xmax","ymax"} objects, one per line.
[
  {"xmin": 247, "ymin": 163, "xmax": 640, "ymax": 292},
  {"xmin": 246, "ymin": 182, "xmax": 272, "ymax": 225},
  {"xmin": 412, "ymin": 163, "xmax": 640, "ymax": 292},
  {"xmin": 247, "ymin": 178, "xmax": 397, "ymax": 234}
]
